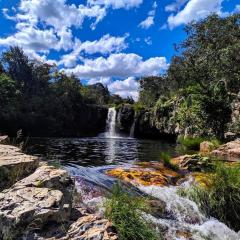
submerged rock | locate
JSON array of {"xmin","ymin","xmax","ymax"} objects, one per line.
[
  {"xmin": 0, "ymin": 144, "xmax": 39, "ymax": 191},
  {"xmin": 211, "ymin": 140, "xmax": 240, "ymax": 161}
]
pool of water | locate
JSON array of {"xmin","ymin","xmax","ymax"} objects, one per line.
[{"xmin": 26, "ymin": 137, "xmax": 179, "ymax": 167}]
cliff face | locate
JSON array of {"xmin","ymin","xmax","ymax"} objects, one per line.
[{"xmin": 116, "ymin": 105, "xmax": 135, "ymax": 134}]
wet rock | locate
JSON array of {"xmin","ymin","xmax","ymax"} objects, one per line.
[
  {"xmin": 200, "ymin": 141, "xmax": 215, "ymax": 155},
  {"xmin": 0, "ymin": 165, "xmax": 74, "ymax": 239},
  {"xmin": 106, "ymin": 164, "xmax": 180, "ymax": 187},
  {"xmin": 0, "ymin": 144, "xmax": 39, "ymax": 191},
  {"xmin": 211, "ymin": 140, "xmax": 240, "ymax": 161}
]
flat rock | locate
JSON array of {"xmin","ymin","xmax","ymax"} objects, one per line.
[
  {"xmin": 211, "ymin": 140, "xmax": 240, "ymax": 161},
  {"xmin": 0, "ymin": 144, "xmax": 39, "ymax": 190}
]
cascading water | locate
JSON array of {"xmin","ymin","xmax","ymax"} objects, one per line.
[
  {"xmin": 139, "ymin": 181, "xmax": 240, "ymax": 240},
  {"xmin": 105, "ymin": 107, "xmax": 117, "ymax": 138},
  {"xmin": 129, "ymin": 119, "xmax": 136, "ymax": 138}
]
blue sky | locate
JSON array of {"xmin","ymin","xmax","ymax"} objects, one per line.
[{"xmin": 0, "ymin": 0, "xmax": 239, "ymax": 100}]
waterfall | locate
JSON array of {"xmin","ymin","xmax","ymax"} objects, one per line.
[
  {"xmin": 105, "ymin": 107, "xmax": 117, "ymax": 138},
  {"xmin": 129, "ymin": 119, "xmax": 136, "ymax": 138}
]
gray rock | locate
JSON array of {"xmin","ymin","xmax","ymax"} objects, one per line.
[{"xmin": 0, "ymin": 144, "xmax": 39, "ymax": 191}]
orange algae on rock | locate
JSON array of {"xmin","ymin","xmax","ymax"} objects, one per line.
[
  {"xmin": 106, "ymin": 163, "xmax": 180, "ymax": 187},
  {"xmin": 192, "ymin": 172, "xmax": 212, "ymax": 188}
]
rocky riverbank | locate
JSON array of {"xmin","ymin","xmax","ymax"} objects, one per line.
[{"xmin": 0, "ymin": 143, "xmax": 117, "ymax": 240}]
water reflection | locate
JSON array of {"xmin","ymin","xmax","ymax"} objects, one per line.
[{"xmin": 26, "ymin": 137, "xmax": 178, "ymax": 167}]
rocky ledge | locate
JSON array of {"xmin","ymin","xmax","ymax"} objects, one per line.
[{"xmin": 0, "ymin": 144, "xmax": 117, "ymax": 240}]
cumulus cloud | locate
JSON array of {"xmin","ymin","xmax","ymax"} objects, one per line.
[
  {"xmin": 64, "ymin": 53, "xmax": 168, "ymax": 79},
  {"xmin": 87, "ymin": 0, "xmax": 143, "ymax": 9},
  {"xmin": 167, "ymin": 0, "xmax": 223, "ymax": 29},
  {"xmin": 139, "ymin": 1, "xmax": 157, "ymax": 29},
  {"xmin": 60, "ymin": 34, "xmax": 128, "ymax": 67},
  {"xmin": 108, "ymin": 77, "xmax": 139, "ymax": 100}
]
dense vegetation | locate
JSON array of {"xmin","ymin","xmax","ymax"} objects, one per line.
[
  {"xmin": 137, "ymin": 14, "xmax": 240, "ymax": 140},
  {"xmin": 105, "ymin": 183, "xmax": 160, "ymax": 240},
  {"xmin": 180, "ymin": 163, "xmax": 240, "ymax": 231},
  {"xmin": 0, "ymin": 47, "xmax": 129, "ymax": 137}
]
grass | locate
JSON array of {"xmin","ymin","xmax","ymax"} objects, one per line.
[
  {"xmin": 178, "ymin": 163, "xmax": 240, "ymax": 231},
  {"xmin": 160, "ymin": 152, "xmax": 179, "ymax": 171},
  {"xmin": 104, "ymin": 183, "xmax": 160, "ymax": 240},
  {"xmin": 178, "ymin": 136, "xmax": 221, "ymax": 151}
]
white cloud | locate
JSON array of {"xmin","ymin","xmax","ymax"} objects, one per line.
[
  {"xmin": 139, "ymin": 16, "xmax": 155, "ymax": 29},
  {"xmin": 0, "ymin": 27, "xmax": 59, "ymax": 53},
  {"xmin": 64, "ymin": 53, "xmax": 168, "ymax": 79},
  {"xmin": 167, "ymin": 0, "xmax": 223, "ymax": 29},
  {"xmin": 108, "ymin": 77, "xmax": 139, "ymax": 100},
  {"xmin": 59, "ymin": 34, "xmax": 128, "ymax": 67},
  {"xmin": 165, "ymin": 0, "xmax": 188, "ymax": 12},
  {"xmin": 18, "ymin": 0, "xmax": 106, "ymax": 31},
  {"xmin": 234, "ymin": 5, "xmax": 240, "ymax": 13},
  {"xmin": 87, "ymin": 0, "xmax": 143, "ymax": 9},
  {"xmin": 139, "ymin": 1, "xmax": 157, "ymax": 29},
  {"xmin": 144, "ymin": 37, "xmax": 152, "ymax": 45}
]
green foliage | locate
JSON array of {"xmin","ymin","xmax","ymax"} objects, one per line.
[
  {"xmin": 139, "ymin": 76, "xmax": 169, "ymax": 108},
  {"xmin": 178, "ymin": 136, "xmax": 205, "ymax": 151},
  {"xmin": 133, "ymin": 103, "xmax": 146, "ymax": 114},
  {"xmin": 105, "ymin": 183, "xmax": 160, "ymax": 240},
  {"xmin": 181, "ymin": 163, "xmax": 240, "ymax": 231},
  {"xmin": 160, "ymin": 152, "xmax": 179, "ymax": 171}
]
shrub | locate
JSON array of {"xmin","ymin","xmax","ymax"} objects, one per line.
[
  {"xmin": 104, "ymin": 183, "xmax": 160, "ymax": 240},
  {"xmin": 180, "ymin": 163, "xmax": 240, "ymax": 231},
  {"xmin": 160, "ymin": 152, "xmax": 179, "ymax": 171},
  {"xmin": 178, "ymin": 136, "xmax": 205, "ymax": 151}
]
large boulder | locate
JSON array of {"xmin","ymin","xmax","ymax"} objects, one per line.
[
  {"xmin": 211, "ymin": 140, "xmax": 240, "ymax": 161},
  {"xmin": 0, "ymin": 144, "xmax": 39, "ymax": 191},
  {"xmin": 0, "ymin": 165, "xmax": 74, "ymax": 239}
]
